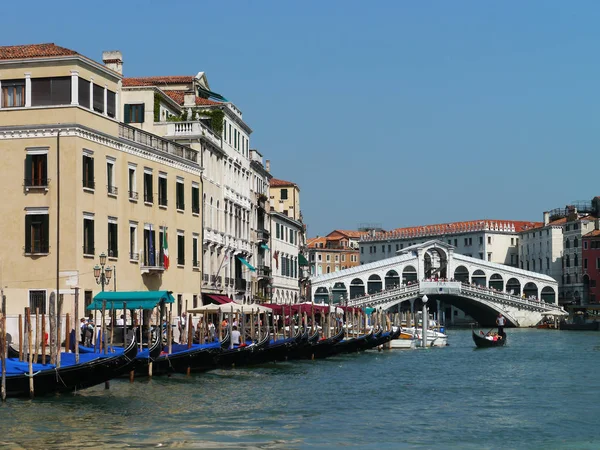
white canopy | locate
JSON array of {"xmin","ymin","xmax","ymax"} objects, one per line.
[{"xmin": 188, "ymin": 302, "xmax": 272, "ymax": 314}]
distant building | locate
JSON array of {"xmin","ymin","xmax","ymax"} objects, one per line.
[
  {"xmin": 269, "ymin": 176, "xmax": 307, "ymax": 303},
  {"xmin": 582, "ymin": 227, "xmax": 600, "ymax": 304},
  {"xmin": 307, "ymin": 230, "xmax": 365, "ymax": 276},
  {"xmin": 360, "ymin": 219, "xmax": 540, "ymax": 267}
]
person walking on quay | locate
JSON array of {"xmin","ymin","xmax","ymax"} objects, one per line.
[{"xmin": 496, "ymin": 313, "xmax": 506, "ymax": 336}]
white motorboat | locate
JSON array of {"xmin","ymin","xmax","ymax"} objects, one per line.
[{"xmin": 401, "ymin": 326, "xmax": 448, "ymax": 347}]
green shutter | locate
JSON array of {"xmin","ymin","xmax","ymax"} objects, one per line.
[
  {"xmin": 124, "ymin": 105, "xmax": 131, "ymax": 123},
  {"xmin": 24, "ymin": 155, "xmax": 32, "ymax": 185},
  {"xmin": 139, "ymin": 104, "xmax": 145, "ymax": 124},
  {"xmin": 43, "ymin": 215, "xmax": 49, "ymax": 252},
  {"xmin": 90, "ymin": 220, "xmax": 95, "ymax": 254},
  {"xmin": 25, "ymin": 215, "xmax": 32, "ymax": 252}
]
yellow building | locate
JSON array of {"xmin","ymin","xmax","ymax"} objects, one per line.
[{"xmin": 0, "ymin": 43, "xmax": 203, "ymax": 326}]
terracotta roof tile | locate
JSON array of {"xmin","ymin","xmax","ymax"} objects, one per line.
[
  {"xmin": 329, "ymin": 230, "xmax": 368, "ymax": 238},
  {"xmin": 584, "ymin": 230, "xmax": 600, "ymax": 238},
  {"xmin": 123, "ymin": 76, "xmax": 195, "ymax": 87},
  {"xmin": 0, "ymin": 43, "xmax": 77, "ymax": 60},
  {"xmin": 160, "ymin": 90, "xmax": 221, "ymax": 106},
  {"xmin": 364, "ymin": 219, "xmax": 542, "ymax": 241},
  {"xmin": 270, "ymin": 178, "xmax": 297, "ymax": 187},
  {"xmin": 307, "ymin": 237, "xmax": 327, "ymax": 248}
]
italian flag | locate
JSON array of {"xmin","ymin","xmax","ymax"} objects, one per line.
[{"xmin": 163, "ymin": 229, "xmax": 170, "ymax": 270}]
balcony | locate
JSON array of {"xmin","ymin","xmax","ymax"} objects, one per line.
[
  {"xmin": 119, "ymin": 123, "xmax": 199, "ymax": 164},
  {"xmin": 164, "ymin": 121, "xmax": 222, "ymax": 149},
  {"xmin": 24, "ymin": 178, "xmax": 49, "ymax": 192},
  {"xmin": 25, "ymin": 241, "xmax": 49, "ymax": 255},
  {"xmin": 107, "ymin": 185, "xmax": 118, "ymax": 196},
  {"xmin": 203, "ymin": 273, "xmax": 209, "ymax": 285},
  {"xmin": 129, "ymin": 190, "xmax": 139, "ymax": 201},
  {"xmin": 235, "ymin": 278, "xmax": 247, "ymax": 292},
  {"xmin": 140, "ymin": 250, "xmax": 165, "ymax": 275},
  {"xmin": 257, "ymin": 265, "xmax": 271, "ymax": 278},
  {"xmin": 257, "ymin": 229, "xmax": 270, "ymax": 242}
]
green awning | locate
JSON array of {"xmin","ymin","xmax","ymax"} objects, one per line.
[
  {"xmin": 298, "ymin": 253, "xmax": 309, "ymax": 266},
  {"xmin": 260, "ymin": 243, "xmax": 269, "ymax": 250},
  {"xmin": 237, "ymin": 256, "xmax": 256, "ymax": 272},
  {"xmin": 86, "ymin": 290, "xmax": 175, "ymax": 311},
  {"xmin": 197, "ymin": 86, "xmax": 228, "ymax": 102}
]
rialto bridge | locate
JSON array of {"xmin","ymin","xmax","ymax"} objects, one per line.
[{"xmin": 309, "ymin": 240, "xmax": 565, "ymax": 327}]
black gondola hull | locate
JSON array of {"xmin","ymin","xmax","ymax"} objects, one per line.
[{"xmin": 472, "ymin": 331, "xmax": 506, "ymax": 348}]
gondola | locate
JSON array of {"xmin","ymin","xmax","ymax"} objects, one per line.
[
  {"xmin": 301, "ymin": 327, "xmax": 345, "ymax": 360},
  {"xmin": 212, "ymin": 332, "xmax": 271, "ymax": 368},
  {"xmin": 1, "ymin": 335, "xmax": 137, "ymax": 397},
  {"xmin": 472, "ymin": 330, "xmax": 506, "ymax": 348},
  {"xmin": 332, "ymin": 329, "xmax": 374, "ymax": 354},
  {"xmin": 251, "ymin": 328, "xmax": 305, "ymax": 364},
  {"xmin": 558, "ymin": 321, "xmax": 600, "ymax": 331},
  {"xmin": 286, "ymin": 328, "xmax": 319, "ymax": 361}
]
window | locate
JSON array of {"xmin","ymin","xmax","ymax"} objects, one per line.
[
  {"xmin": 83, "ymin": 214, "xmax": 95, "ymax": 255},
  {"xmin": 24, "ymin": 151, "xmax": 48, "ymax": 187},
  {"xmin": 584, "ymin": 258, "xmax": 588, "ymax": 270},
  {"xmin": 1, "ymin": 80, "xmax": 25, "ymax": 107},
  {"xmin": 597, "ymin": 258, "xmax": 600, "ymax": 270},
  {"xmin": 25, "ymin": 209, "xmax": 49, "ymax": 254},
  {"xmin": 108, "ymin": 219, "xmax": 118, "ymax": 257},
  {"xmin": 326, "ymin": 255, "xmax": 330, "ymax": 262},
  {"xmin": 566, "ymin": 255, "xmax": 570, "ymax": 268},
  {"xmin": 276, "ymin": 223, "xmax": 280, "ymax": 239},
  {"xmin": 479, "ymin": 252, "xmax": 484, "ymax": 260},
  {"xmin": 511, "ymin": 238, "xmax": 515, "ymax": 246},
  {"xmin": 176, "ymin": 179, "xmax": 185, "ymax": 210},
  {"xmin": 29, "ymin": 290, "xmax": 47, "ymax": 315},
  {"xmin": 280, "ymin": 189, "xmax": 288, "ymax": 200},
  {"xmin": 565, "ymin": 239, "xmax": 570, "ymax": 249},
  {"xmin": 574, "ymin": 223, "xmax": 579, "ymax": 230},
  {"xmin": 361, "ymin": 247, "xmax": 364, "ymax": 254},
  {"xmin": 469, "ymin": 237, "xmax": 473, "ymax": 245},
  {"xmin": 454, "ymin": 239, "xmax": 457, "ymax": 247},
  {"xmin": 575, "ymin": 254, "xmax": 579, "ymax": 267},
  {"xmin": 584, "ymin": 241, "xmax": 588, "ymax": 250},
  {"xmin": 192, "ymin": 234, "xmax": 199, "ymax": 267},
  {"xmin": 144, "ymin": 170, "xmax": 153, "ymax": 203},
  {"xmin": 124, "ymin": 104, "xmax": 144, "ymax": 123},
  {"xmin": 107, "ymin": 159, "xmax": 117, "ymax": 195},
  {"xmin": 479, "ymin": 237, "xmax": 483, "ymax": 245},
  {"xmin": 342, "ymin": 255, "xmax": 346, "ymax": 262},
  {"xmin": 129, "ymin": 222, "xmax": 138, "ymax": 261},
  {"xmin": 317, "ymin": 254, "xmax": 322, "ymax": 261},
  {"xmin": 78, "ymin": 78, "xmax": 90, "ymax": 108},
  {"xmin": 382, "ymin": 245, "xmax": 385, "ymax": 252},
  {"xmin": 547, "ymin": 257, "xmax": 550, "ymax": 270},
  {"xmin": 574, "ymin": 237, "xmax": 579, "ymax": 248},
  {"xmin": 224, "ymin": 120, "xmax": 227, "ymax": 140},
  {"xmin": 177, "ymin": 232, "xmax": 185, "ymax": 265},
  {"xmin": 107, "ymin": 90, "xmax": 116, "ymax": 118},
  {"xmin": 388, "ymin": 244, "xmax": 391, "ymax": 253},
  {"xmin": 158, "ymin": 175, "xmax": 167, "ymax": 206},
  {"xmin": 192, "ymin": 183, "xmax": 200, "ymax": 214},
  {"xmin": 83, "ymin": 153, "xmax": 95, "ymax": 189},
  {"xmin": 193, "ymin": 294, "xmax": 198, "ymax": 309},
  {"xmin": 488, "ymin": 253, "xmax": 492, "ymax": 261},
  {"xmin": 128, "ymin": 165, "xmax": 137, "ymax": 200},
  {"xmin": 488, "ymin": 236, "xmax": 492, "ymax": 244},
  {"xmin": 92, "ymin": 83, "xmax": 104, "ymax": 113},
  {"xmin": 31, "ymin": 77, "xmax": 71, "ymax": 106},
  {"xmin": 464, "ymin": 238, "xmax": 468, "ymax": 246}
]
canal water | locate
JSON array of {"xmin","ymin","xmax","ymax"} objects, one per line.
[{"xmin": 1, "ymin": 328, "xmax": 599, "ymax": 449}]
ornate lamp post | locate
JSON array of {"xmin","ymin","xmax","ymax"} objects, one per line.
[{"xmin": 94, "ymin": 252, "xmax": 113, "ymax": 292}]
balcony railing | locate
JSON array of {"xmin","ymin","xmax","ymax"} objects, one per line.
[
  {"xmin": 235, "ymin": 278, "xmax": 246, "ymax": 291},
  {"xmin": 25, "ymin": 241, "xmax": 49, "ymax": 254},
  {"xmin": 108, "ymin": 249, "xmax": 118, "ymax": 258},
  {"xmin": 257, "ymin": 265, "xmax": 271, "ymax": 278},
  {"xmin": 210, "ymin": 275, "xmax": 217, "ymax": 285},
  {"xmin": 24, "ymin": 178, "xmax": 49, "ymax": 189},
  {"xmin": 158, "ymin": 196, "xmax": 168, "ymax": 207},
  {"xmin": 140, "ymin": 250, "xmax": 165, "ymax": 273},
  {"xmin": 83, "ymin": 179, "xmax": 95, "ymax": 190},
  {"xmin": 129, "ymin": 252, "xmax": 139, "ymax": 261},
  {"xmin": 129, "ymin": 190, "xmax": 138, "ymax": 200},
  {"xmin": 257, "ymin": 229, "xmax": 270, "ymax": 241},
  {"xmin": 107, "ymin": 185, "xmax": 118, "ymax": 195},
  {"xmin": 192, "ymin": 205, "xmax": 200, "ymax": 214},
  {"xmin": 165, "ymin": 121, "xmax": 222, "ymax": 148},
  {"xmin": 144, "ymin": 192, "xmax": 153, "ymax": 203},
  {"xmin": 193, "ymin": 259, "xmax": 199, "ymax": 268},
  {"xmin": 119, "ymin": 123, "xmax": 198, "ymax": 164},
  {"xmin": 203, "ymin": 273, "xmax": 209, "ymax": 284}
]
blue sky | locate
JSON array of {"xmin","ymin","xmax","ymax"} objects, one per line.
[{"xmin": 5, "ymin": 1, "xmax": 600, "ymax": 236}]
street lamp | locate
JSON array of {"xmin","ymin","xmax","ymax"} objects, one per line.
[{"xmin": 94, "ymin": 252, "xmax": 113, "ymax": 292}]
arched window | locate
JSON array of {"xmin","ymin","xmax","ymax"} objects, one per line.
[
  {"xmin": 566, "ymin": 255, "xmax": 570, "ymax": 268},
  {"xmin": 575, "ymin": 254, "xmax": 579, "ymax": 267},
  {"xmin": 566, "ymin": 274, "xmax": 571, "ymax": 284},
  {"xmin": 565, "ymin": 239, "xmax": 570, "ymax": 249},
  {"xmin": 574, "ymin": 237, "xmax": 579, "ymax": 248}
]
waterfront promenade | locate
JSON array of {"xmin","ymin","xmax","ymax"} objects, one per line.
[{"xmin": 2, "ymin": 328, "xmax": 598, "ymax": 449}]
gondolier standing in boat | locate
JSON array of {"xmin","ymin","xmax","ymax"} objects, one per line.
[{"xmin": 496, "ymin": 313, "xmax": 506, "ymax": 336}]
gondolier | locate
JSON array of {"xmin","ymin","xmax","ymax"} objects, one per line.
[{"xmin": 496, "ymin": 313, "xmax": 506, "ymax": 335}]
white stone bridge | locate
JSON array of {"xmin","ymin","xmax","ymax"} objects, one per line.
[{"xmin": 309, "ymin": 240, "xmax": 565, "ymax": 327}]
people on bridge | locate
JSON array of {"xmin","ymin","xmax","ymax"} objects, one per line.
[{"xmin": 496, "ymin": 313, "xmax": 506, "ymax": 335}]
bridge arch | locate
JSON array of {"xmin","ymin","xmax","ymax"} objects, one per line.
[
  {"xmin": 423, "ymin": 247, "xmax": 449, "ymax": 279},
  {"xmin": 541, "ymin": 286, "xmax": 556, "ymax": 304},
  {"xmin": 385, "ymin": 270, "xmax": 400, "ymax": 290},
  {"xmin": 489, "ymin": 273, "xmax": 504, "ymax": 291},
  {"xmin": 350, "ymin": 278, "xmax": 365, "ymax": 299},
  {"xmin": 454, "ymin": 265, "xmax": 469, "ymax": 282},
  {"xmin": 523, "ymin": 282, "xmax": 538, "ymax": 300},
  {"xmin": 402, "ymin": 265, "xmax": 417, "ymax": 284},
  {"xmin": 314, "ymin": 286, "xmax": 329, "ymax": 304},
  {"xmin": 472, "ymin": 269, "xmax": 486, "ymax": 287},
  {"xmin": 506, "ymin": 278, "xmax": 521, "ymax": 296},
  {"xmin": 368, "ymin": 274, "xmax": 382, "ymax": 294},
  {"xmin": 332, "ymin": 282, "xmax": 347, "ymax": 304}
]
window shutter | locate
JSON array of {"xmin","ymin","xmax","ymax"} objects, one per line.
[
  {"xmin": 90, "ymin": 220, "xmax": 95, "ymax": 253},
  {"xmin": 88, "ymin": 157, "xmax": 94, "ymax": 187},
  {"xmin": 24, "ymin": 155, "xmax": 32, "ymax": 184},
  {"xmin": 124, "ymin": 105, "xmax": 131, "ymax": 123},
  {"xmin": 139, "ymin": 104, "xmax": 145, "ymax": 123},
  {"xmin": 25, "ymin": 215, "xmax": 32, "ymax": 252},
  {"xmin": 42, "ymin": 215, "xmax": 49, "ymax": 252}
]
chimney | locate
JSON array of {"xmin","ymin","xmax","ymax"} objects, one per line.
[
  {"xmin": 184, "ymin": 93, "xmax": 196, "ymax": 107},
  {"xmin": 265, "ymin": 160, "xmax": 271, "ymax": 173},
  {"xmin": 543, "ymin": 211, "xmax": 549, "ymax": 226},
  {"xmin": 102, "ymin": 51, "xmax": 123, "ymax": 75}
]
